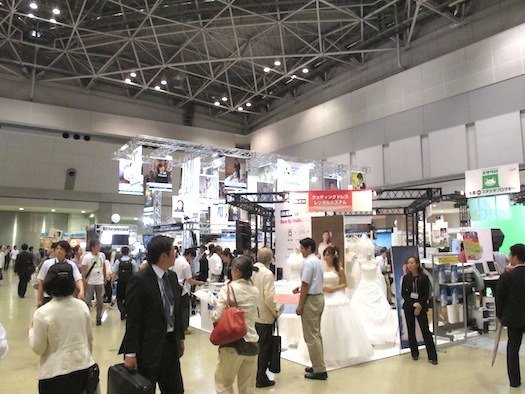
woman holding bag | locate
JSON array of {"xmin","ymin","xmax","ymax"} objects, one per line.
[{"xmin": 212, "ymin": 256, "xmax": 260, "ymax": 394}]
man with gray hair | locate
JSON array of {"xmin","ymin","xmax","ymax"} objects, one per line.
[{"xmin": 252, "ymin": 247, "xmax": 280, "ymax": 388}]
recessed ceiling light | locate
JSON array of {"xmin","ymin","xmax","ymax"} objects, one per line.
[
  {"xmin": 125, "ymin": 78, "xmax": 132, "ymax": 84},
  {"xmin": 52, "ymin": 7, "xmax": 60, "ymax": 15},
  {"xmin": 302, "ymin": 68, "xmax": 309, "ymax": 74},
  {"xmin": 263, "ymin": 67, "xmax": 271, "ymax": 73},
  {"xmin": 28, "ymin": 13, "xmax": 35, "ymax": 18},
  {"xmin": 81, "ymin": 210, "xmax": 86, "ymax": 213},
  {"xmin": 49, "ymin": 18, "xmax": 57, "ymax": 23},
  {"xmin": 154, "ymin": 85, "xmax": 160, "ymax": 90},
  {"xmin": 161, "ymin": 80, "xmax": 167, "ymax": 85},
  {"xmin": 432, "ymin": 204, "xmax": 436, "ymax": 207},
  {"xmin": 238, "ymin": 107, "xmax": 243, "ymax": 111},
  {"xmin": 291, "ymin": 74, "xmax": 297, "ymax": 79},
  {"xmin": 221, "ymin": 96, "xmax": 227, "ymax": 102},
  {"xmin": 214, "ymin": 101, "xmax": 220, "ymax": 106},
  {"xmin": 130, "ymin": 72, "xmax": 136, "ymax": 77},
  {"xmin": 51, "ymin": 209, "xmax": 56, "ymax": 212},
  {"xmin": 19, "ymin": 207, "xmax": 24, "ymax": 211},
  {"xmin": 246, "ymin": 102, "xmax": 252, "ymax": 107},
  {"xmin": 133, "ymin": 217, "xmax": 138, "ymax": 220},
  {"xmin": 29, "ymin": 2, "xmax": 37, "ymax": 10},
  {"xmin": 274, "ymin": 60, "xmax": 281, "ymax": 66}
]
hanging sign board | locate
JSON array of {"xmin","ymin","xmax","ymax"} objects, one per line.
[
  {"xmin": 465, "ymin": 163, "xmax": 520, "ymax": 198},
  {"xmin": 308, "ymin": 189, "xmax": 372, "ymax": 212}
]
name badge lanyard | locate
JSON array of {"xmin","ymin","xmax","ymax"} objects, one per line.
[{"xmin": 410, "ymin": 277, "xmax": 419, "ymax": 299}]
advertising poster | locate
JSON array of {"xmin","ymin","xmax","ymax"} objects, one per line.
[
  {"xmin": 130, "ymin": 146, "xmax": 143, "ymax": 189},
  {"xmin": 258, "ymin": 163, "xmax": 276, "ymax": 183},
  {"xmin": 391, "ymin": 246, "xmax": 419, "ymax": 349},
  {"xmin": 276, "ymin": 160, "xmax": 310, "ymax": 192},
  {"xmin": 199, "ymin": 175, "xmax": 219, "ymax": 200},
  {"xmin": 465, "ymin": 163, "xmax": 520, "ymax": 198},
  {"xmin": 119, "ymin": 159, "xmax": 143, "ymax": 195},
  {"xmin": 210, "ymin": 204, "xmax": 231, "ymax": 232},
  {"xmin": 172, "ymin": 195, "xmax": 185, "ymax": 218},
  {"xmin": 460, "ymin": 228, "xmax": 493, "ymax": 263},
  {"xmin": 323, "ymin": 177, "xmax": 340, "ymax": 190},
  {"xmin": 431, "ymin": 220, "xmax": 449, "ymax": 248},
  {"xmin": 257, "ymin": 182, "xmax": 273, "ymax": 193},
  {"xmin": 224, "ymin": 157, "xmax": 247, "ymax": 188},
  {"xmin": 308, "ymin": 189, "xmax": 372, "ymax": 212},
  {"xmin": 145, "ymin": 159, "xmax": 172, "ymax": 192},
  {"xmin": 351, "ymin": 171, "xmax": 367, "ymax": 189},
  {"xmin": 144, "ymin": 185, "xmax": 154, "ymax": 215}
]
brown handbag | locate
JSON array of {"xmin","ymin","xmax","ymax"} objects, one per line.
[{"xmin": 210, "ymin": 284, "xmax": 247, "ymax": 346}]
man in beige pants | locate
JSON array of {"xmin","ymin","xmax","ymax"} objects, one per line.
[{"xmin": 294, "ymin": 237, "xmax": 327, "ymax": 380}]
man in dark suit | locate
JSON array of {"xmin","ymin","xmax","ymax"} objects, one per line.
[
  {"xmin": 119, "ymin": 235, "xmax": 185, "ymax": 393},
  {"xmin": 14, "ymin": 244, "xmax": 35, "ymax": 298},
  {"xmin": 496, "ymin": 243, "xmax": 525, "ymax": 388}
]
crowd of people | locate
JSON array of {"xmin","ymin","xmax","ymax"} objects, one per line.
[{"xmin": 1, "ymin": 236, "xmax": 525, "ymax": 392}]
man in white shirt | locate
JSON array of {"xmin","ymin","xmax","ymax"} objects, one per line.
[
  {"xmin": 293, "ymin": 237, "xmax": 327, "ymax": 380},
  {"xmin": 170, "ymin": 248, "xmax": 204, "ymax": 334},
  {"xmin": 0, "ymin": 246, "xmax": 5, "ymax": 284},
  {"xmin": 376, "ymin": 247, "xmax": 393, "ymax": 304},
  {"xmin": 82, "ymin": 239, "xmax": 107, "ymax": 325},
  {"xmin": 7, "ymin": 245, "xmax": 18, "ymax": 271},
  {"xmin": 37, "ymin": 240, "xmax": 84, "ymax": 307},
  {"xmin": 253, "ymin": 247, "xmax": 279, "ymax": 388},
  {"xmin": 208, "ymin": 245, "xmax": 223, "ymax": 282}
]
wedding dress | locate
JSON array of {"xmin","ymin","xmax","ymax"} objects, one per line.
[{"xmin": 297, "ymin": 270, "xmax": 374, "ymax": 369}]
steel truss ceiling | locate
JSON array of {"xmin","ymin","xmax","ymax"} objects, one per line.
[{"xmin": 0, "ymin": 0, "xmax": 480, "ymax": 127}]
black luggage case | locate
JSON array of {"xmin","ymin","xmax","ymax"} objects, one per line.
[{"xmin": 107, "ymin": 363, "xmax": 154, "ymax": 394}]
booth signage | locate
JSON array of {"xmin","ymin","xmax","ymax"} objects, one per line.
[
  {"xmin": 465, "ymin": 163, "xmax": 520, "ymax": 197},
  {"xmin": 308, "ymin": 189, "xmax": 372, "ymax": 212},
  {"xmin": 153, "ymin": 223, "xmax": 183, "ymax": 232}
]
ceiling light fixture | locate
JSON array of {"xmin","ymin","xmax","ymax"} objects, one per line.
[
  {"xmin": 245, "ymin": 102, "xmax": 252, "ymax": 107},
  {"xmin": 50, "ymin": 18, "xmax": 57, "ymax": 23},
  {"xmin": 291, "ymin": 74, "xmax": 297, "ymax": 79},
  {"xmin": 29, "ymin": 1, "xmax": 37, "ymax": 10},
  {"xmin": 214, "ymin": 101, "xmax": 220, "ymax": 106},
  {"xmin": 52, "ymin": 7, "xmax": 60, "ymax": 15},
  {"xmin": 125, "ymin": 78, "xmax": 132, "ymax": 84},
  {"xmin": 161, "ymin": 79, "xmax": 167, "ymax": 85},
  {"xmin": 130, "ymin": 72, "xmax": 136, "ymax": 77},
  {"xmin": 51, "ymin": 209, "xmax": 56, "ymax": 212},
  {"xmin": 19, "ymin": 207, "xmax": 24, "ymax": 211},
  {"xmin": 238, "ymin": 107, "xmax": 243, "ymax": 111},
  {"xmin": 274, "ymin": 60, "xmax": 281, "ymax": 66},
  {"xmin": 28, "ymin": 13, "xmax": 35, "ymax": 18},
  {"xmin": 133, "ymin": 217, "xmax": 138, "ymax": 221},
  {"xmin": 263, "ymin": 67, "xmax": 271, "ymax": 73},
  {"xmin": 154, "ymin": 85, "xmax": 160, "ymax": 90},
  {"xmin": 81, "ymin": 210, "xmax": 86, "ymax": 213},
  {"xmin": 221, "ymin": 96, "xmax": 227, "ymax": 102},
  {"xmin": 302, "ymin": 68, "xmax": 309, "ymax": 74}
]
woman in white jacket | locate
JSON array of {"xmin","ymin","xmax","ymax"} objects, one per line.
[
  {"xmin": 29, "ymin": 257, "xmax": 98, "ymax": 394},
  {"xmin": 213, "ymin": 256, "xmax": 260, "ymax": 394}
]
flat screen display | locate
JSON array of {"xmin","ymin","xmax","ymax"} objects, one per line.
[
  {"xmin": 111, "ymin": 234, "xmax": 129, "ymax": 246},
  {"xmin": 487, "ymin": 261, "xmax": 497, "ymax": 272},
  {"xmin": 475, "ymin": 262, "xmax": 485, "ymax": 275},
  {"xmin": 469, "ymin": 195, "xmax": 511, "ymax": 221}
]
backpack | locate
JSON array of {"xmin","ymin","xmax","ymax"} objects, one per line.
[{"xmin": 118, "ymin": 260, "xmax": 133, "ymax": 282}]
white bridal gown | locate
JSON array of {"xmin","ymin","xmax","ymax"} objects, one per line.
[
  {"xmin": 350, "ymin": 260, "xmax": 398, "ymax": 345},
  {"xmin": 298, "ymin": 271, "xmax": 374, "ymax": 369}
]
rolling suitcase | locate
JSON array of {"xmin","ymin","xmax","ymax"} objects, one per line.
[{"xmin": 107, "ymin": 363, "xmax": 154, "ymax": 394}]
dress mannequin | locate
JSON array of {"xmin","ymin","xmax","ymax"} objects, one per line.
[{"xmin": 287, "ymin": 249, "xmax": 304, "ymax": 283}]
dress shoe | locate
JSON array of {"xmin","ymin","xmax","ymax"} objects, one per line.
[
  {"xmin": 96, "ymin": 320, "xmax": 102, "ymax": 326},
  {"xmin": 429, "ymin": 359, "xmax": 438, "ymax": 365},
  {"xmin": 305, "ymin": 367, "xmax": 313, "ymax": 373},
  {"xmin": 256, "ymin": 380, "xmax": 275, "ymax": 388},
  {"xmin": 412, "ymin": 356, "xmax": 419, "ymax": 361},
  {"xmin": 184, "ymin": 328, "xmax": 192, "ymax": 335},
  {"xmin": 510, "ymin": 382, "xmax": 521, "ymax": 388},
  {"xmin": 305, "ymin": 372, "xmax": 327, "ymax": 380}
]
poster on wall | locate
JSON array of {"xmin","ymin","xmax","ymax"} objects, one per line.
[
  {"xmin": 224, "ymin": 157, "xmax": 247, "ymax": 188},
  {"xmin": 351, "ymin": 172, "xmax": 366, "ymax": 189},
  {"xmin": 431, "ymin": 220, "xmax": 449, "ymax": 248},
  {"xmin": 172, "ymin": 195, "xmax": 185, "ymax": 218},
  {"xmin": 465, "ymin": 163, "xmax": 520, "ymax": 198},
  {"xmin": 323, "ymin": 177, "xmax": 340, "ymax": 190},
  {"xmin": 145, "ymin": 159, "xmax": 172, "ymax": 192},
  {"xmin": 276, "ymin": 160, "xmax": 310, "ymax": 192},
  {"xmin": 118, "ymin": 159, "xmax": 143, "ymax": 195},
  {"xmin": 199, "ymin": 175, "xmax": 219, "ymax": 200}
]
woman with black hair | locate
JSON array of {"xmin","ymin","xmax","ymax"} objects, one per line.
[
  {"xmin": 213, "ymin": 256, "xmax": 260, "ymax": 394},
  {"xmin": 29, "ymin": 263, "xmax": 98, "ymax": 393},
  {"xmin": 220, "ymin": 249, "xmax": 233, "ymax": 281},
  {"xmin": 401, "ymin": 256, "xmax": 438, "ymax": 365}
]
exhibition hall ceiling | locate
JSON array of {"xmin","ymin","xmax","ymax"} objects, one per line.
[{"xmin": 0, "ymin": 0, "xmax": 488, "ymax": 130}]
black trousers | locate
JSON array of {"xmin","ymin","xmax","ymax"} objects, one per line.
[
  {"xmin": 181, "ymin": 293, "xmax": 190, "ymax": 331},
  {"xmin": 255, "ymin": 323, "xmax": 273, "ymax": 383},
  {"xmin": 38, "ymin": 367, "xmax": 89, "ymax": 394},
  {"xmin": 18, "ymin": 274, "xmax": 31, "ymax": 298},
  {"xmin": 507, "ymin": 326, "xmax": 525, "ymax": 385},
  {"xmin": 116, "ymin": 280, "xmax": 128, "ymax": 318},
  {"xmin": 139, "ymin": 333, "xmax": 184, "ymax": 394},
  {"xmin": 404, "ymin": 307, "xmax": 437, "ymax": 361}
]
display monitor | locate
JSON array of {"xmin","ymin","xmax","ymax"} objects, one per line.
[
  {"xmin": 468, "ymin": 195, "xmax": 511, "ymax": 221},
  {"xmin": 487, "ymin": 261, "xmax": 497, "ymax": 273},
  {"xmin": 111, "ymin": 234, "xmax": 129, "ymax": 247},
  {"xmin": 142, "ymin": 234, "xmax": 154, "ymax": 248},
  {"xmin": 475, "ymin": 262, "xmax": 485, "ymax": 275}
]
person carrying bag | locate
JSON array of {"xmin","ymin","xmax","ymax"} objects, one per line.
[{"xmin": 212, "ymin": 256, "xmax": 260, "ymax": 394}]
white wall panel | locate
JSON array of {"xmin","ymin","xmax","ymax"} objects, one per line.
[
  {"xmin": 428, "ymin": 125, "xmax": 468, "ymax": 177},
  {"xmin": 388, "ymin": 136, "xmax": 422, "ymax": 184},
  {"xmin": 355, "ymin": 145, "xmax": 384, "ymax": 187},
  {"xmin": 475, "ymin": 112, "xmax": 524, "ymax": 167}
]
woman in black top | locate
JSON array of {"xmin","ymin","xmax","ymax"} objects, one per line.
[{"xmin": 401, "ymin": 256, "xmax": 438, "ymax": 364}]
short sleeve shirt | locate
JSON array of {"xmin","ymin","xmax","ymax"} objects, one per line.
[
  {"xmin": 170, "ymin": 256, "xmax": 193, "ymax": 295},
  {"xmin": 301, "ymin": 253, "xmax": 324, "ymax": 294},
  {"xmin": 81, "ymin": 252, "xmax": 106, "ymax": 285},
  {"xmin": 37, "ymin": 258, "xmax": 82, "ymax": 297}
]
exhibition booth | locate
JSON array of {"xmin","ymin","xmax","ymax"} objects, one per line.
[{"xmin": 113, "ymin": 135, "xmax": 523, "ymax": 371}]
